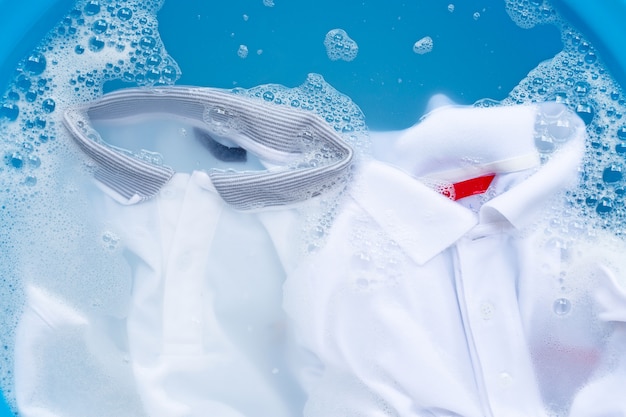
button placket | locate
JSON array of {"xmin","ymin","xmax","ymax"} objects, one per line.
[
  {"xmin": 161, "ymin": 174, "xmax": 223, "ymax": 354},
  {"xmin": 455, "ymin": 231, "xmax": 547, "ymax": 417},
  {"xmin": 157, "ymin": 174, "xmax": 190, "ymax": 262}
]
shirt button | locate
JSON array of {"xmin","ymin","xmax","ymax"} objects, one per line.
[
  {"xmin": 177, "ymin": 252, "xmax": 192, "ymax": 270},
  {"xmin": 553, "ymin": 297, "xmax": 572, "ymax": 315},
  {"xmin": 161, "ymin": 186, "xmax": 177, "ymax": 200},
  {"xmin": 499, "ymin": 372, "xmax": 513, "ymax": 388},
  {"xmin": 480, "ymin": 301, "xmax": 495, "ymax": 320}
]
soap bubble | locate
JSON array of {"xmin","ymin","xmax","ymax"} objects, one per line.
[
  {"xmin": 117, "ymin": 7, "xmax": 133, "ymax": 21},
  {"xmin": 24, "ymin": 53, "xmax": 46, "ymax": 75},
  {"xmin": 0, "ymin": 103, "xmax": 19, "ymax": 121},
  {"xmin": 139, "ymin": 35, "xmax": 157, "ymax": 50},
  {"xmin": 553, "ymin": 298, "xmax": 571, "ymax": 315},
  {"xmin": 88, "ymin": 36, "xmax": 105, "ymax": 52},
  {"xmin": 602, "ymin": 164, "xmax": 623, "ymax": 184},
  {"xmin": 83, "ymin": 0, "xmax": 101, "ymax": 16}
]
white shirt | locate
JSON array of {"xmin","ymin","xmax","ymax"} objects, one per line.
[{"xmin": 284, "ymin": 103, "xmax": 626, "ymax": 416}]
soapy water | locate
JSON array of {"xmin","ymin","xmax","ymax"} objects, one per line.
[
  {"xmin": 0, "ymin": 0, "xmax": 625, "ymax": 413},
  {"xmin": 502, "ymin": 0, "xmax": 626, "ymax": 237},
  {"xmin": 0, "ymin": 0, "xmax": 180, "ymax": 406}
]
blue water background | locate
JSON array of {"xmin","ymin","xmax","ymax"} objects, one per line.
[{"xmin": 157, "ymin": 0, "xmax": 562, "ymax": 130}]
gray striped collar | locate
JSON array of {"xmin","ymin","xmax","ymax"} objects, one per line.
[{"xmin": 63, "ymin": 86, "xmax": 354, "ymax": 210}]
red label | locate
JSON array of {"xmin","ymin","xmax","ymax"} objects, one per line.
[{"xmin": 443, "ymin": 173, "xmax": 496, "ymax": 201}]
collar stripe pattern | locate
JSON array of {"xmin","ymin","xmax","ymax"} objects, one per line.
[{"xmin": 63, "ymin": 87, "xmax": 354, "ymax": 210}]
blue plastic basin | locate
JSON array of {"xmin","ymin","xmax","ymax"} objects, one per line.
[{"xmin": 0, "ymin": 1, "xmax": 624, "ymax": 415}]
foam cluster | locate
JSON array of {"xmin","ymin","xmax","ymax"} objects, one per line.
[
  {"xmin": 413, "ymin": 36, "xmax": 434, "ymax": 55},
  {"xmin": 503, "ymin": 0, "xmax": 626, "ymax": 237},
  {"xmin": 0, "ymin": 0, "xmax": 180, "ymax": 193},
  {"xmin": 505, "ymin": 0, "xmax": 559, "ymax": 29},
  {"xmin": 324, "ymin": 29, "xmax": 359, "ymax": 62},
  {"xmin": 0, "ymin": 0, "xmax": 180, "ymax": 408}
]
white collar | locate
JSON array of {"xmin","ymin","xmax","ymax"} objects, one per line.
[{"xmin": 352, "ymin": 109, "xmax": 585, "ymax": 266}]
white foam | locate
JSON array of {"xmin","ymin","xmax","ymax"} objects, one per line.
[
  {"xmin": 504, "ymin": 0, "xmax": 626, "ymax": 237},
  {"xmin": 0, "ymin": 0, "xmax": 180, "ymax": 408}
]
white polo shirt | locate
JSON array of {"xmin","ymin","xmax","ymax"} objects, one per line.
[{"xmin": 284, "ymin": 103, "xmax": 626, "ymax": 416}]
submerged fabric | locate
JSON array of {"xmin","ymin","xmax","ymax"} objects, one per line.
[
  {"xmin": 284, "ymin": 103, "xmax": 626, "ymax": 416},
  {"xmin": 15, "ymin": 173, "xmax": 310, "ymax": 416},
  {"xmin": 13, "ymin": 88, "xmax": 351, "ymax": 417}
]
